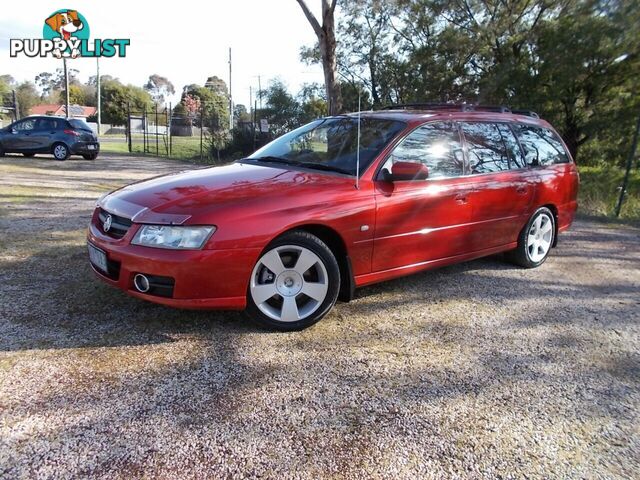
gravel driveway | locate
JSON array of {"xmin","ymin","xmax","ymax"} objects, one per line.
[{"xmin": 1, "ymin": 153, "xmax": 638, "ymax": 479}]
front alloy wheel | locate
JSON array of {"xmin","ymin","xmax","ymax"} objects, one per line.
[{"xmin": 247, "ymin": 231, "xmax": 340, "ymax": 330}]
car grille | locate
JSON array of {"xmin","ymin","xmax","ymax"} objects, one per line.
[{"xmin": 98, "ymin": 208, "xmax": 132, "ymax": 239}]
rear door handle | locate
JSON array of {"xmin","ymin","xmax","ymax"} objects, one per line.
[{"xmin": 516, "ymin": 186, "xmax": 528, "ymax": 195}]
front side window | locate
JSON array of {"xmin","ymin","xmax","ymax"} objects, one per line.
[
  {"xmin": 381, "ymin": 122, "xmax": 464, "ymax": 179},
  {"xmin": 14, "ymin": 119, "xmax": 36, "ymax": 131},
  {"xmin": 247, "ymin": 117, "xmax": 406, "ymax": 176},
  {"xmin": 460, "ymin": 122, "xmax": 509, "ymax": 174},
  {"xmin": 514, "ymin": 124, "xmax": 569, "ymax": 166}
]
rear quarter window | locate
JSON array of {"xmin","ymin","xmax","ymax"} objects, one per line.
[
  {"xmin": 68, "ymin": 119, "xmax": 92, "ymax": 131},
  {"xmin": 514, "ymin": 124, "xmax": 569, "ymax": 166}
]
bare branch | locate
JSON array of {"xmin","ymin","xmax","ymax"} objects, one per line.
[{"xmin": 296, "ymin": 0, "xmax": 324, "ymax": 38}]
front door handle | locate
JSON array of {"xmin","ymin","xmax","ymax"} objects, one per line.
[{"xmin": 454, "ymin": 193, "xmax": 469, "ymax": 205}]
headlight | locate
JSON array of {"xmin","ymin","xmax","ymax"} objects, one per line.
[{"xmin": 132, "ymin": 225, "xmax": 216, "ymax": 249}]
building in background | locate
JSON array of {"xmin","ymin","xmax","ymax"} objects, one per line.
[{"xmin": 29, "ymin": 104, "xmax": 97, "ymax": 119}]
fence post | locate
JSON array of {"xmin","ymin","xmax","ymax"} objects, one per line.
[
  {"xmin": 155, "ymin": 103, "xmax": 159, "ymax": 156},
  {"xmin": 143, "ymin": 107, "xmax": 147, "ymax": 154},
  {"xmin": 127, "ymin": 103, "xmax": 132, "ymax": 153},
  {"xmin": 168, "ymin": 103, "xmax": 172, "ymax": 157},
  {"xmin": 200, "ymin": 103, "xmax": 204, "ymax": 163},
  {"xmin": 166, "ymin": 103, "xmax": 171, "ymax": 156}
]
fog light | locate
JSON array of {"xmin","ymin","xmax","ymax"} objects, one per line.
[{"xmin": 133, "ymin": 274, "xmax": 150, "ymax": 293}]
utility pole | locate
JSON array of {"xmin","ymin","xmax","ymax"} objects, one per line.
[
  {"xmin": 249, "ymin": 86, "xmax": 253, "ymax": 123},
  {"xmin": 12, "ymin": 89, "xmax": 19, "ymax": 120},
  {"xmin": 96, "ymin": 58, "xmax": 101, "ymax": 134},
  {"xmin": 258, "ymin": 75, "xmax": 262, "ymax": 110},
  {"xmin": 228, "ymin": 47, "xmax": 233, "ymax": 132},
  {"xmin": 63, "ymin": 57, "xmax": 70, "ymax": 118}
]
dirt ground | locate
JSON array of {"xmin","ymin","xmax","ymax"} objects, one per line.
[{"xmin": 1, "ymin": 153, "xmax": 638, "ymax": 479}]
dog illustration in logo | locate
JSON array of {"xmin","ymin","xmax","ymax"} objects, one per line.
[{"xmin": 45, "ymin": 10, "xmax": 84, "ymax": 58}]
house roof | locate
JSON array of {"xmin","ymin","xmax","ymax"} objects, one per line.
[{"xmin": 30, "ymin": 104, "xmax": 97, "ymax": 118}]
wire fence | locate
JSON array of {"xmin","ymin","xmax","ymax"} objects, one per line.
[{"xmin": 120, "ymin": 103, "xmax": 272, "ymax": 163}]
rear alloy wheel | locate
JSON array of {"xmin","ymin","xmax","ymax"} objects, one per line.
[
  {"xmin": 246, "ymin": 231, "xmax": 340, "ymax": 331},
  {"xmin": 52, "ymin": 143, "xmax": 69, "ymax": 161},
  {"xmin": 507, "ymin": 207, "xmax": 555, "ymax": 268}
]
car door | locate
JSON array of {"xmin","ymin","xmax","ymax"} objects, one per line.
[
  {"xmin": 460, "ymin": 122, "xmax": 534, "ymax": 250},
  {"xmin": 33, "ymin": 117, "xmax": 59, "ymax": 152},
  {"xmin": 4, "ymin": 118, "xmax": 37, "ymax": 151},
  {"xmin": 372, "ymin": 121, "xmax": 474, "ymax": 272}
]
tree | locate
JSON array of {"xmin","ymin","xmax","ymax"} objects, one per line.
[
  {"xmin": 258, "ymin": 79, "xmax": 302, "ymax": 135},
  {"xmin": 101, "ymin": 79, "xmax": 153, "ymax": 125},
  {"xmin": 35, "ymin": 68, "xmax": 79, "ymax": 98},
  {"xmin": 144, "ymin": 74, "xmax": 175, "ymax": 105},
  {"xmin": 234, "ymin": 104, "xmax": 251, "ymax": 122},
  {"xmin": 15, "ymin": 81, "xmax": 40, "ymax": 116},
  {"xmin": 204, "ymin": 76, "xmax": 229, "ymax": 97},
  {"xmin": 338, "ymin": 0, "xmax": 392, "ymax": 107},
  {"xmin": 295, "ymin": 0, "xmax": 343, "ymax": 114}
]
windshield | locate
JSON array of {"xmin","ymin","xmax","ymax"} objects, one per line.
[{"xmin": 247, "ymin": 117, "xmax": 406, "ymax": 176}]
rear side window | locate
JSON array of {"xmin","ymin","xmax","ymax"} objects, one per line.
[
  {"xmin": 36, "ymin": 118, "xmax": 61, "ymax": 130},
  {"xmin": 514, "ymin": 124, "xmax": 569, "ymax": 166},
  {"xmin": 384, "ymin": 122, "xmax": 464, "ymax": 179},
  {"xmin": 497, "ymin": 123, "xmax": 525, "ymax": 168},
  {"xmin": 460, "ymin": 122, "xmax": 509, "ymax": 174}
]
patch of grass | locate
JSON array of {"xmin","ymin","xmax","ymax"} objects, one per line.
[
  {"xmin": 100, "ymin": 135, "xmax": 204, "ymax": 160},
  {"xmin": 578, "ymin": 166, "xmax": 640, "ymax": 221}
]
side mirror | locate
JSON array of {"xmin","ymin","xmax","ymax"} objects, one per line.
[
  {"xmin": 11, "ymin": 128, "xmax": 17, "ymax": 134},
  {"xmin": 385, "ymin": 161, "xmax": 429, "ymax": 181}
]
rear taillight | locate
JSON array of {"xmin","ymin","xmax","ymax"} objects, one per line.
[{"xmin": 63, "ymin": 129, "xmax": 80, "ymax": 136}]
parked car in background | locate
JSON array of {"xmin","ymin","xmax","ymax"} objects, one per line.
[
  {"xmin": 0, "ymin": 116, "xmax": 99, "ymax": 160},
  {"xmin": 87, "ymin": 104, "xmax": 579, "ymax": 330}
]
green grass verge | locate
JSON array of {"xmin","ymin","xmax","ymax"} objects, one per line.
[
  {"xmin": 99, "ymin": 135, "xmax": 206, "ymax": 161},
  {"xmin": 578, "ymin": 166, "xmax": 640, "ymax": 221}
]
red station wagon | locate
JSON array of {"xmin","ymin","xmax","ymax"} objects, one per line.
[{"xmin": 87, "ymin": 104, "xmax": 579, "ymax": 330}]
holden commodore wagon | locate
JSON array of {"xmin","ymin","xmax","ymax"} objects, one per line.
[{"xmin": 87, "ymin": 104, "xmax": 579, "ymax": 330}]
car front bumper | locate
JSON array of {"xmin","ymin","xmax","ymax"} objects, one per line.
[{"xmin": 87, "ymin": 220, "xmax": 261, "ymax": 310}]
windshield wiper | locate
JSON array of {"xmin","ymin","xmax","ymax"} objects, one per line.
[
  {"xmin": 295, "ymin": 162, "xmax": 352, "ymax": 175},
  {"xmin": 249, "ymin": 155, "xmax": 292, "ymax": 164}
]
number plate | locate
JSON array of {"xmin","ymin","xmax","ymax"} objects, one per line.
[
  {"xmin": 87, "ymin": 144, "xmax": 96, "ymax": 150},
  {"xmin": 88, "ymin": 243, "xmax": 108, "ymax": 273}
]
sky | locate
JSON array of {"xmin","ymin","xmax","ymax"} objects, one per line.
[{"xmin": 0, "ymin": 0, "xmax": 327, "ymax": 107}]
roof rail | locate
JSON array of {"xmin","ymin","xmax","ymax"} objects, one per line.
[
  {"xmin": 511, "ymin": 109, "xmax": 540, "ymax": 118},
  {"xmin": 382, "ymin": 103, "xmax": 512, "ymax": 113}
]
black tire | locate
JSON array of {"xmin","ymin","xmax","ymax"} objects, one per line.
[
  {"xmin": 23, "ymin": 153, "xmax": 35, "ymax": 157},
  {"xmin": 506, "ymin": 207, "xmax": 556, "ymax": 268},
  {"xmin": 52, "ymin": 143, "xmax": 69, "ymax": 161},
  {"xmin": 83, "ymin": 153, "xmax": 98, "ymax": 160},
  {"xmin": 0, "ymin": 143, "xmax": 5, "ymax": 157},
  {"xmin": 245, "ymin": 231, "xmax": 340, "ymax": 331}
]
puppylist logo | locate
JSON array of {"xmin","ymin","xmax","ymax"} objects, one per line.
[{"xmin": 10, "ymin": 9, "xmax": 130, "ymax": 59}]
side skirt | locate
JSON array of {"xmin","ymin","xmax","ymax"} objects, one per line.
[{"xmin": 354, "ymin": 242, "xmax": 518, "ymax": 288}]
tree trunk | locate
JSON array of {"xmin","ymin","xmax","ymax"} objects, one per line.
[{"xmin": 296, "ymin": 0, "xmax": 343, "ymax": 115}]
